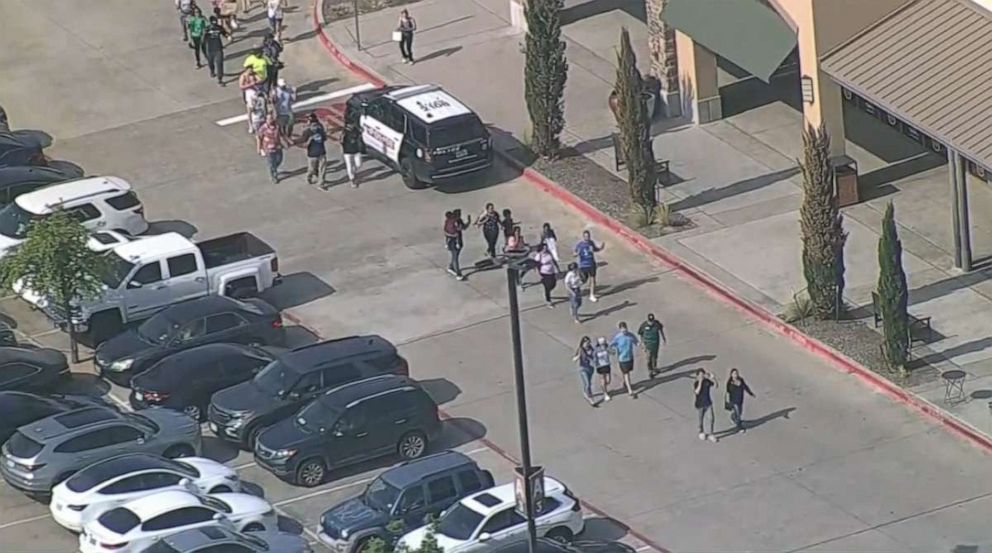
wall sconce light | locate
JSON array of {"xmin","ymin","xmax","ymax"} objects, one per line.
[{"xmin": 801, "ymin": 76, "xmax": 815, "ymax": 104}]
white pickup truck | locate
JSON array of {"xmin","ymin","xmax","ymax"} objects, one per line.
[{"xmin": 18, "ymin": 231, "xmax": 281, "ymax": 342}]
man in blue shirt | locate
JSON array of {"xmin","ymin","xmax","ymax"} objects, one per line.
[
  {"xmin": 610, "ymin": 321, "xmax": 639, "ymax": 399},
  {"xmin": 574, "ymin": 230, "xmax": 605, "ymax": 302}
]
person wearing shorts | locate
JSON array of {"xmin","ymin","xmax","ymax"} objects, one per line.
[
  {"xmin": 574, "ymin": 230, "xmax": 604, "ymax": 302},
  {"xmin": 593, "ymin": 337, "xmax": 612, "ymax": 402},
  {"xmin": 610, "ymin": 321, "xmax": 639, "ymax": 399}
]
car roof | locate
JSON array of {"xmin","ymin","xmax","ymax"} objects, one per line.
[
  {"xmin": 25, "ymin": 405, "xmax": 120, "ymax": 439},
  {"xmin": 113, "ymin": 232, "xmax": 191, "ymax": 262},
  {"xmin": 385, "ymin": 85, "xmax": 472, "ymax": 124},
  {"xmin": 0, "ymin": 346, "xmax": 66, "ymax": 366},
  {"xmin": 320, "ymin": 375, "xmax": 420, "ymax": 408},
  {"xmin": 14, "ymin": 176, "xmax": 131, "ymax": 214},
  {"xmin": 162, "ymin": 526, "xmax": 239, "ymax": 548},
  {"xmin": 0, "ymin": 165, "xmax": 73, "ymax": 187},
  {"xmin": 0, "ymin": 391, "xmax": 51, "ymax": 409},
  {"xmin": 382, "ymin": 451, "xmax": 477, "ymax": 488},
  {"xmin": 282, "ymin": 336, "xmax": 394, "ymax": 373},
  {"xmin": 157, "ymin": 295, "xmax": 247, "ymax": 321},
  {"xmin": 156, "ymin": 343, "xmax": 257, "ymax": 365},
  {"xmin": 496, "ymin": 539, "xmax": 636, "ymax": 553},
  {"xmin": 462, "ymin": 477, "xmax": 565, "ymax": 516},
  {"xmin": 123, "ymin": 490, "xmax": 202, "ymax": 520},
  {"xmin": 69, "ymin": 454, "xmax": 182, "ymax": 488}
]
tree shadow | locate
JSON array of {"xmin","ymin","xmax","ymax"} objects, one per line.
[{"xmin": 914, "ymin": 337, "xmax": 992, "ymax": 367}]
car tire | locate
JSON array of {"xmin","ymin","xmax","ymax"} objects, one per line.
[
  {"xmin": 545, "ymin": 527, "xmax": 574, "ymax": 543},
  {"xmin": 397, "ymin": 430, "xmax": 428, "ymax": 460},
  {"xmin": 243, "ymin": 522, "xmax": 266, "ymax": 532},
  {"xmin": 88, "ymin": 311, "xmax": 123, "ymax": 345},
  {"xmin": 295, "ymin": 458, "xmax": 326, "ymax": 488},
  {"xmin": 164, "ymin": 444, "xmax": 196, "ymax": 459},
  {"xmin": 210, "ymin": 484, "xmax": 233, "ymax": 493},
  {"xmin": 353, "ymin": 536, "xmax": 376, "ymax": 553},
  {"xmin": 401, "ymin": 158, "xmax": 427, "ymax": 190}
]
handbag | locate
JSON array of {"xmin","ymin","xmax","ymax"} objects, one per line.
[
  {"xmin": 724, "ymin": 400, "xmax": 732, "ymax": 411},
  {"xmin": 392, "ymin": 30, "xmax": 403, "ymax": 42}
]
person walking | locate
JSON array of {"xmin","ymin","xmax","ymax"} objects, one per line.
[
  {"xmin": 341, "ymin": 122, "xmax": 363, "ymax": 187},
  {"xmin": 593, "ymin": 337, "xmax": 613, "ymax": 402},
  {"xmin": 247, "ymin": 89, "xmax": 268, "ymax": 136},
  {"xmin": 475, "ymin": 203, "xmax": 501, "ymax": 259},
  {"xmin": 541, "ymin": 223, "xmax": 561, "ymax": 274},
  {"xmin": 565, "ymin": 263, "xmax": 583, "ymax": 324},
  {"xmin": 301, "ymin": 113, "xmax": 327, "ymax": 186},
  {"xmin": 574, "ymin": 230, "xmax": 605, "ymax": 302},
  {"xmin": 256, "ymin": 113, "xmax": 287, "ymax": 183},
  {"xmin": 444, "ymin": 209, "xmax": 470, "ymax": 281},
  {"xmin": 397, "ymin": 9, "xmax": 417, "ymax": 63},
  {"xmin": 261, "ymin": 33, "xmax": 284, "ymax": 90},
  {"xmin": 533, "ymin": 243, "xmax": 557, "ymax": 307},
  {"xmin": 572, "ymin": 336, "xmax": 598, "ymax": 407},
  {"xmin": 725, "ymin": 368, "xmax": 755, "ymax": 433},
  {"xmin": 187, "ymin": 7, "xmax": 208, "ymax": 68},
  {"xmin": 239, "ymin": 67, "xmax": 262, "ymax": 133},
  {"xmin": 272, "ymin": 78, "xmax": 295, "ymax": 138},
  {"xmin": 266, "ymin": 0, "xmax": 285, "ymax": 42},
  {"xmin": 694, "ymin": 369, "xmax": 718, "ymax": 442},
  {"xmin": 610, "ymin": 322, "xmax": 639, "ymax": 399},
  {"xmin": 638, "ymin": 313, "xmax": 667, "ymax": 378},
  {"xmin": 243, "ymin": 48, "xmax": 268, "ymax": 83},
  {"xmin": 202, "ymin": 16, "xmax": 228, "ymax": 85},
  {"xmin": 501, "ymin": 209, "xmax": 516, "ymax": 247},
  {"xmin": 176, "ymin": 0, "xmax": 195, "ymax": 42}
]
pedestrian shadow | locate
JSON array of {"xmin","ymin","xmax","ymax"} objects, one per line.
[
  {"xmin": 598, "ymin": 276, "xmax": 659, "ymax": 297},
  {"xmin": 416, "ymin": 46, "xmax": 462, "ymax": 63},
  {"xmin": 635, "ymin": 367, "xmax": 697, "ymax": 394},
  {"xmin": 296, "ymin": 77, "xmax": 339, "ymax": 94},
  {"xmin": 746, "ymin": 407, "xmax": 796, "ymax": 430},
  {"xmin": 580, "ymin": 300, "xmax": 636, "ymax": 322},
  {"xmin": 659, "ymin": 354, "xmax": 717, "ymax": 373}
]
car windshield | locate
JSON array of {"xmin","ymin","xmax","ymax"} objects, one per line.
[
  {"xmin": 125, "ymin": 413, "xmax": 159, "ymax": 433},
  {"xmin": 428, "ymin": 115, "xmax": 486, "ymax": 147},
  {"xmin": 97, "ymin": 508, "xmax": 140, "ymax": 534},
  {"xmin": 364, "ymin": 477, "xmax": 401, "ymax": 512},
  {"xmin": 137, "ymin": 313, "xmax": 179, "ymax": 345},
  {"xmin": 200, "ymin": 495, "xmax": 231, "ymax": 513},
  {"xmin": 437, "ymin": 503, "xmax": 484, "ymax": 541},
  {"xmin": 295, "ymin": 400, "xmax": 337, "ymax": 434},
  {"xmin": 0, "ymin": 201, "xmax": 37, "ymax": 239},
  {"xmin": 5, "ymin": 431, "xmax": 43, "ymax": 458},
  {"xmin": 99, "ymin": 253, "xmax": 135, "ymax": 288},
  {"xmin": 253, "ymin": 359, "xmax": 295, "ymax": 395}
]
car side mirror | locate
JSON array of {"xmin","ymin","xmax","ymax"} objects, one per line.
[
  {"xmin": 178, "ymin": 478, "xmax": 191, "ymax": 487},
  {"xmin": 333, "ymin": 430, "xmax": 344, "ymax": 437},
  {"xmin": 127, "ymin": 280, "xmax": 143, "ymax": 289},
  {"xmin": 212, "ymin": 513, "xmax": 224, "ymax": 521},
  {"xmin": 136, "ymin": 437, "xmax": 145, "ymax": 445},
  {"xmin": 478, "ymin": 533, "xmax": 492, "ymax": 542}
]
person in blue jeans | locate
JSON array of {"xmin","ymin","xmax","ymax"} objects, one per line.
[
  {"xmin": 610, "ymin": 321, "xmax": 639, "ymax": 399},
  {"xmin": 572, "ymin": 336, "xmax": 598, "ymax": 407},
  {"xmin": 574, "ymin": 230, "xmax": 605, "ymax": 302}
]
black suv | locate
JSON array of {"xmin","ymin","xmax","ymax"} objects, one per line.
[
  {"xmin": 318, "ymin": 451, "xmax": 493, "ymax": 553},
  {"xmin": 345, "ymin": 84, "xmax": 492, "ymax": 190},
  {"xmin": 208, "ymin": 336, "xmax": 409, "ymax": 449},
  {"xmin": 254, "ymin": 375, "xmax": 441, "ymax": 487}
]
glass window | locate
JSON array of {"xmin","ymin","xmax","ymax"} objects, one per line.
[
  {"xmin": 384, "ymin": 104, "xmax": 406, "ymax": 133},
  {"xmin": 536, "ymin": 497, "xmax": 561, "ymax": 516},
  {"xmin": 100, "ymin": 253, "xmax": 135, "ymax": 288},
  {"xmin": 252, "ymin": 359, "xmax": 294, "ymax": 395},
  {"xmin": 0, "ymin": 202, "xmax": 38, "ymax": 239},
  {"xmin": 292, "ymin": 370, "xmax": 323, "ymax": 394},
  {"xmin": 366, "ymin": 99, "xmax": 386, "ymax": 121},
  {"xmin": 6, "ymin": 431, "xmax": 43, "ymax": 457},
  {"xmin": 167, "ymin": 254, "xmax": 198, "ymax": 278},
  {"xmin": 366, "ymin": 355, "xmax": 400, "ymax": 373},
  {"xmin": 0, "ymin": 362, "xmax": 39, "ymax": 386},
  {"xmin": 105, "ymin": 192, "xmax": 140, "ymax": 210},
  {"xmin": 363, "ymin": 478, "xmax": 402, "ymax": 512},
  {"xmin": 457, "ymin": 470, "xmax": 484, "ymax": 494},
  {"xmin": 395, "ymin": 484, "xmax": 425, "ymax": 514},
  {"xmin": 131, "ymin": 262, "xmax": 163, "ymax": 285},
  {"xmin": 481, "ymin": 508, "xmax": 525, "ymax": 534},
  {"xmin": 175, "ymin": 319, "xmax": 206, "ymax": 343},
  {"xmin": 205, "ymin": 313, "xmax": 245, "ymax": 334},
  {"xmin": 321, "ymin": 363, "xmax": 360, "ymax": 387},
  {"xmin": 142, "ymin": 507, "xmax": 214, "ymax": 532},
  {"xmin": 66, "ymin": 203, "xmax": 101, "ymax": 222},
  {"xmin": 100, "ymin": 472, "xmax": 182, "ymax": 495},
  {"xmin": 98, "ymin": 508, "xmax": 141, "ymax": 534},
  {"xmin": 437, "ymin": 503, "xmax": 484, "ymax": 541},
  {"xmin": 410, "ymin": 122, "xmax": 427, "ymax": 144},
  {"xmin": 427, "ymin": 476, "xmax": 458, "ymax": 504}
]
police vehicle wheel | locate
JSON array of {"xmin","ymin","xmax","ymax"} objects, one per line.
[{"xmin": 401, "ymin": 158, "xmax": 427, "ymax": 189}]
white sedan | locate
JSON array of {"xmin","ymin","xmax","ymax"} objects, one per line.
[
  {"xmin": 51, "ymin": 453, "xmax": 241, "ymax": 532},
  {"xmin": 398, "ymin": 477, "xmax": 585, "ymax": 553},
  {"xmin": 79, "ymin": 489, "xmax": 276, "ymax": 553}
]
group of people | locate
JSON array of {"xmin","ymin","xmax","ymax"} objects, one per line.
[{"xmin": 175, "ymin": 0, "xmax": 239, "ymax": 85}]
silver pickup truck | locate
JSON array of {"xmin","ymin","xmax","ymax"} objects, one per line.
[{"xmin": 18, "ymin": 231, "xmax": 281, "ymax": 342}]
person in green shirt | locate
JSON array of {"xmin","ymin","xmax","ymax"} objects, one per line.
[
  {"xmin": 187, "ymin": 7, "xmax": 208, "ymax": 68},
  {"xmin": 638, "ymin": 313, "xmax": 667, "ymax": 377},
  {"xmin": 243, "ymin": 49, "xmax": 268, "ymax": 83}
]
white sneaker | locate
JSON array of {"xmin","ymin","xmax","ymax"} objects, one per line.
[
  {"xmin": 707, "ymin": 434, "xmax": 718, "ymax": 443},
  {"xmin": 698, "ymin": 433, "xmax": 706, "ymax": 441},
  {"xmin": 447, "ymin": 268, "xmax": 457, "ymax": 276},
  {"xmin": 603, "ymin": 393, "xmax": 611, "ymax": 402},
  {"xmin": 590, "ymin": 294, "xmax": 598, "ymax": 302}
]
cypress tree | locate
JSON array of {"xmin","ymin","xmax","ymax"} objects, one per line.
[
  {"xmin": 524, "ymin": 0, "xmax": 568, "ymax": 159},
  {"xmin": 799, "ymin": 123, "xmax": 847, "ymax": 318},
  {"xmin": 877, "ymin": 202, "xmax": 910, "ymax": 369},
  {"xmin": 614, "ymin": 27, "xmax": 657, "ymax": 210}
]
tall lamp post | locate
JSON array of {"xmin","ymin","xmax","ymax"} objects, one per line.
[
  {"xmin": 505, "ymin": 261, "xmax": 540, "ymax": 553},
  {"xmin": 353, "ymin": 0, "xmax": 362, "ymax": 50}
]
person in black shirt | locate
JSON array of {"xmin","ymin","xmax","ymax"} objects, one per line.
[
  {"xmin": 261, "ymin": 33, "xmax": 284, "ymax": 90},
  {"xmin": 693, "ymin": 369, "xmax": 718, "ymax": 442},
  {"xmin": 725, "ymin": 368, "xmax": 755, "ymax": 433},
  {"xmin": 203, "ymin": 16, "xmax": 228, "ymax": 85},
  {"xmin": 301, "ymin": 113, "xmax": 327, "ymax": 186},
  {"xmin": 341, "ymin": 122, "xmax": 363, "ymax": 187}
]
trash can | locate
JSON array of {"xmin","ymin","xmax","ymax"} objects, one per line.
[{"xmin": 832, "ymin": 155, "xmax": 859, "ymax": 207}]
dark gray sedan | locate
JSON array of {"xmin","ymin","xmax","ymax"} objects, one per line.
[
  {"xmin": 0, "ymin": 405, "xmax": 200, "ymax": 497},
  {"xmin": 140, "ymin": 526, "xmax": 312, "ymax": 553}
]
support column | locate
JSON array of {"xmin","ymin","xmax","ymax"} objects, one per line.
[
  {"xmin": 675, "ymin": 31, "xmax": 721, "ymax": 124},
  {"xmin": 646, "ymin": 0, "xmax": 681, "ymax": 117},
  {"xmin": 950, "ymin": 150, "xmax": 973, "ymax": 271}
]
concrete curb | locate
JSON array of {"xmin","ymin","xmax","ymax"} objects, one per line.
[{"xmin": 307, "ymin": 0, "xmax": 992, "ymax": 454}]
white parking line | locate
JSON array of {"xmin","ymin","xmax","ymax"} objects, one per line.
[
  {"xmin": 634, "ymin": 545, "xmax": 653, "ymax": 552},
  {"xmin": 233, "ymin": 461, "xmax": 257, "ymax": 471},
  {"xmin": 214, "ymin": 83, "xmax": 376, "ymax": 127},
  {"xmin": 0, "ymin": 513, "xmax": 50, "ymax": 530},
  {"xmin": 105, "ymin": 391, "xmax": 131, "ymax": 411}
]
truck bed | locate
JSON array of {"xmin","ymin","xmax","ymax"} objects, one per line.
[{"xmin": 198, "ymin": 232, "xmax": 275, "ymax": 269}]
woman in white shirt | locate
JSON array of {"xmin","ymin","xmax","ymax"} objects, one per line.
[
  {"xmin": 266, "ymin": 0, "xmax": 284, "ymax": 41},
  {"xmin": 533, "ymin": 243, "xmax": 558, "ymax": 307}
]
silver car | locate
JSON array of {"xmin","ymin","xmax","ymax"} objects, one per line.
[
  {"xmin": 0, "ymin": 405, "xmax": 200, "ymax": 497},
  {"xmin": 138, "ymin": 526, "xmax": 312, "ymax": 553}
]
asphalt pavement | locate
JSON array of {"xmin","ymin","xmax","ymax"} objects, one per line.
[{"xmin": 1, "ymin": 1, "xmax": 992, "ymax": 552}]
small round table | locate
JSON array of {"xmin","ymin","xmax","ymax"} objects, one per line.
[{"xmin": 941, "ymin": 370, "xmax": 966, "ymax": 404}]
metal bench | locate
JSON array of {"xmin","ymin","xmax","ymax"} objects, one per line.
[
  {"xmin": 870, "ymin": 291, "xmax": 933, "ymax": 347},
  {"xmin": 612, "ymin": 133, "xmax": 671, "ymax": 185}
]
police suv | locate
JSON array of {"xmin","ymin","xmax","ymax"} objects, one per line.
[{"xmin": 344, "ymin": 84, "xmax": 493, "ymax": 189}]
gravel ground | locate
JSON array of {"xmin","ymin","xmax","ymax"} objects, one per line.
[{"xmin": 323, "ymin": 0, "xmax": 421, "ymax": 21}]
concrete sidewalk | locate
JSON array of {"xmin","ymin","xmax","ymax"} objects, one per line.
[{"xmin": 321, "ymin": 0, "xmax": 992, "ymax": 446}]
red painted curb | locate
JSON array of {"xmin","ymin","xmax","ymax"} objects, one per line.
[{"xmin": 306, "ymin": 0, "xmax": 992, "ymax": 506}]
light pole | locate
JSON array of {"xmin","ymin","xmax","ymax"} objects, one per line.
[
  {"xmin": 352, "ymin": 0, "xmax": 362, "ymax": 50},
  {"xmin": 505, "ymin": 262, "xmax": 538, "ymax": 553}
]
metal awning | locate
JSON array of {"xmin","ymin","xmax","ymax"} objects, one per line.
[
  {"xmin": 661, "ymin": 0, "xmax": 797, "ymax": 82},
  {"xmin": 821, "ymin": 0, "xmax": 992, "ymax": 167}
]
